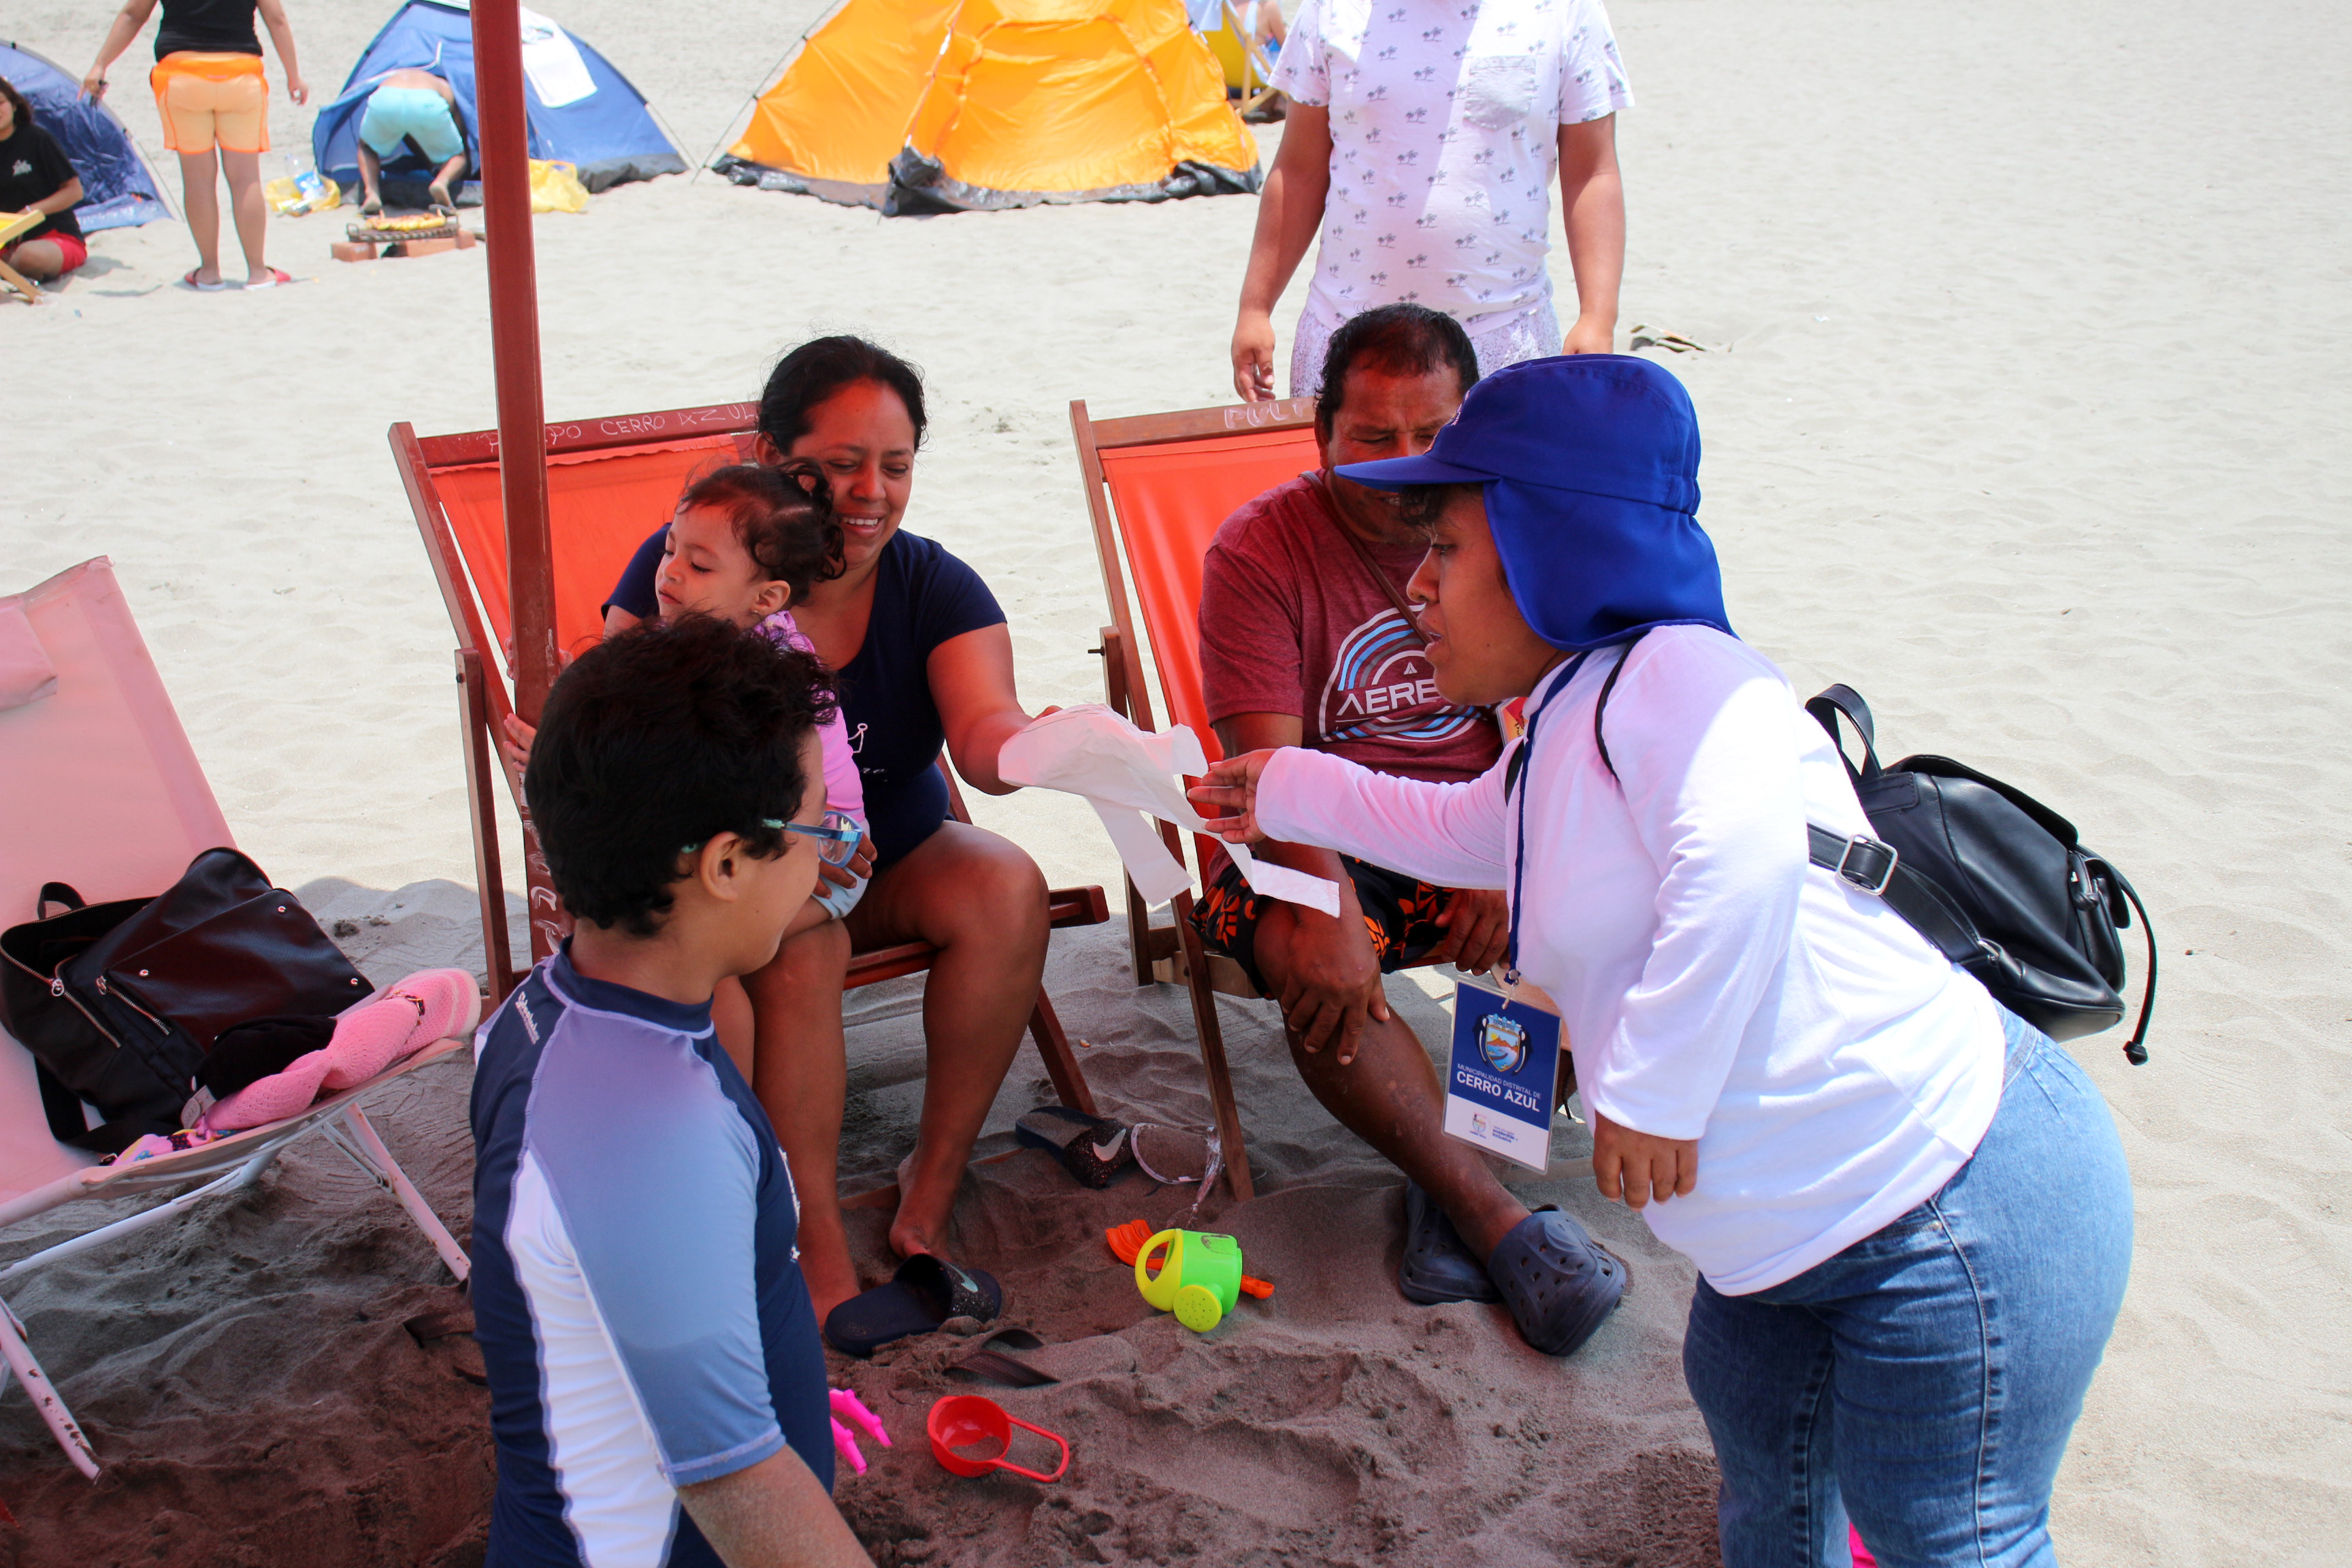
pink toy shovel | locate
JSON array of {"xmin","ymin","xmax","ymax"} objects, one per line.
[{"xmin": 926, "ymin": 1395, "xmax": 1070, "ymax": 1483}]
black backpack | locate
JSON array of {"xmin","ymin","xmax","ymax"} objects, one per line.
[
  {"xmin": 1799, "ymin": 685, "xmax": 2155, "ymax": 1063},
  {"xmin": 1577, "ymin": 645, "xmax": 2157, "ymax": 1064}
]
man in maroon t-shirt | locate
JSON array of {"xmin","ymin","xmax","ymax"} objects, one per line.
[{"xmin": 1194, "ymin": 306, "xmax": 1558, "ymax": 1337}]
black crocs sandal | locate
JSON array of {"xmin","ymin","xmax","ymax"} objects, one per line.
[
  {"xmin": 1396, "ymin": 1183, "xmax": 1503, "ymax": 1305},
  {"xmin": 822, "ymin": 1254, "xmax": 1002, "ymax": 1356},
  {"xmin": 1487, "ymin": 1205, "xmax": 1626, "ymax": 1356},
  {"xmin": 1014, "ymin": 1105, "xmax": 1133, "ymax": 1190}
]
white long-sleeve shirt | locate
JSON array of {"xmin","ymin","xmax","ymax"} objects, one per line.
[{"xmin": 1254, "ymin": 625, "xmax": 2005, "ymax": 1293}]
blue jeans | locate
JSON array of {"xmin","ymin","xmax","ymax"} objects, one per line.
[{"xmin": 1682, "ymin": 1011, "xmax": 2132, "ymax": 1567}]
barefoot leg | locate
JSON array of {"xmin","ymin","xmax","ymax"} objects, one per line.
[{"xmin": 844, "ymin": 821, "xmax": 1048, "ymax": 1262}]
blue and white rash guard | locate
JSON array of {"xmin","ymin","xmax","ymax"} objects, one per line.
[{"xmin": 470, "ymin": 945, "xmax": 833, "ymax": 1567}]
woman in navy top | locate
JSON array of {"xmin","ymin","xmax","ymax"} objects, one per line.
[{"xmin": 600, "ymin": 337, "xmax": 1053, "ymax": 1324}]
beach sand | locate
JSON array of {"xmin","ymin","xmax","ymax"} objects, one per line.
[{"xmin": 3, "ymin": 0, "xmax": 2349, "ymax": 1562}]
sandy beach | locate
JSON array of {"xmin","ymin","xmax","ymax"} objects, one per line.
[{"xmin": 3, "ymin": 0, "xmax": 2349, "ymax": 1562}]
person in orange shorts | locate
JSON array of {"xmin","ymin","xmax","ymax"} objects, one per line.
[{"xmin": 84, "ymin": 0, "xmax": 308, "ymax": 291}]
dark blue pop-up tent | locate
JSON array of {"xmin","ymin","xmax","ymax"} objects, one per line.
[
  {"xmin": 312, "ymin": 0, "xmax": 683, "ymax": 197},
  {"xmin": 0, "ymin": 40, "xmax": 169, "ymax": 231}
]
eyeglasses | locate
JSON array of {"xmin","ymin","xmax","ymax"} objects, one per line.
[
  {"xmin": 781, "ymin": 810, "xmax": 864, "ymax": 866},
  {"xmin": 683, "ymin": 811, "xmax": 863, "ymax": 866}
]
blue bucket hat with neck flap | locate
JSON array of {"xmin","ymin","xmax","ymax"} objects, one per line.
[{"xmin": 1333, "ymin": 354, "xmax": 1732, "ymax": 652}]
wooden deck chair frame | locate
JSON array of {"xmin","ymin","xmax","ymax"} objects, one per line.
[
  {"xmin": 1068, "ymin": 393, "xmax": 1334, "ymax": 1203},
  {"xmin": 1221, "ymin": 1, "xmax": 1284, "ymax": 117},
  {"xmin": 0, "ymin": 211, "xmax": 46, "ymax": 305},
  {"xmin": 388, "ymin": 403, "xmax": 1108, "ymax": 1133}
]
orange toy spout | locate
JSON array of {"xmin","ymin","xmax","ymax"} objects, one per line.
[{"xmin": 1107, "ymin": 1219, "xmax": 1272, "ymax": 1298}]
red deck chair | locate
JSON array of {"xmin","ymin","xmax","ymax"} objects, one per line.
[
  {"xmin": 1068, "ymin": 394, "xmax": 1331, "ymax": 1201},
  {"xmin": 390, "ymin": 404, "xmax": 1107, "ymax": 1124}
]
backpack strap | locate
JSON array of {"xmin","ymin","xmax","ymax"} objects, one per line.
[
  {"xmin": 1806, "ymin": 823, "xmax": 1995, "ymax": 975},
  {"xmin": 2101, "ymin": 862, "xmax": 2158, "ymax": 1065},
  {"xmin": 1589, "ymin": 633, "xmax": 1646, "ymax": 784},
  {"xmin": 1805, "ymin": 685, "xmax": 1884, "ymax": 785}
]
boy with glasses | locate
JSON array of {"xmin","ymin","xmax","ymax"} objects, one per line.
[{"xmin": 471, "ymin": 617, "xmax": 873, "ymax": 1568}]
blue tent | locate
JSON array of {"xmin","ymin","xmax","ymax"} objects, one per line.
[
  {"xmin": 312, "ymin": 1, "xmax": 683, "ymax": 199},
  {"xmin": 0, "ymin": 40, "xmax": 169, "ymax": 231}
]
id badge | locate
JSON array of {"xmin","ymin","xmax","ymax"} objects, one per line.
[{"xmin": 1443, "ymin": 974, "xmax": 1563, "ymax": 1173}]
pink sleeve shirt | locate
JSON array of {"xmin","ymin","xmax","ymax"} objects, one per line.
[{"xmin": 757, "ymin": 609, "xmax": 866, "ymax": 828}]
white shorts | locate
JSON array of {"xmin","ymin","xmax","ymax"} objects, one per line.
[
  {"xmin": 1288, "ymin": 297, "xmax": 1565, "ymax": 399},
  {"xmin": 813, "ymin": 867, "xmax": 868, "ymax": 922}
]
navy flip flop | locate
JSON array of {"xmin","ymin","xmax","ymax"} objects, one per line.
[
  {"xmin": 1487, "ymin": 1205, "xmax": 1626, "ymax": 1356},
  {"xmin": 822, "ymin": 1254, "xmax": 1002, "ymax": 1356},
  {"xmin": 1014, "ymin": 1105, "xmax": 1133, "ymax": 1190},
  {"xmin": 1396, "ymin": 1183, "xmax": 1503, "ymax": 1305}
]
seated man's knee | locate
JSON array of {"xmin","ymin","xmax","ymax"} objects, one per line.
[{"xmin": 1248, "ymin": 900, "xmax": 1304, "ymax": 990}]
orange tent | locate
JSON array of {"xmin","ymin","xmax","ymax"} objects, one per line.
[{"xmin": 716, "ymin": 0, "xmax": 1261, "ymax": 214}]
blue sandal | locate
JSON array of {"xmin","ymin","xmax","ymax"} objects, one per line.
[
  {"xmin": 1487, "ymin": 1206, "xmax": 1625, "ymax": 1356},
  {"xmin": 1396, "ymin": 1183, "xmax": 1503, "ymax": 1305}
]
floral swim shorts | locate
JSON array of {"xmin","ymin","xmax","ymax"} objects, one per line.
[{"xmin": 1189, "ymin": 854, "xmax": 1458, "ymax": 998}]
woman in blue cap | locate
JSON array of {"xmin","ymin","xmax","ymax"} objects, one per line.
[{"xmin": 1192, "ymin": 355, "xmax": 2134, "ymax": 1566}]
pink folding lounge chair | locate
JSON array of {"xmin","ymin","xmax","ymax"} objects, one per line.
[{"xmin": 0, "ymin": 559, "xmax": 471, "ymax": 1477}]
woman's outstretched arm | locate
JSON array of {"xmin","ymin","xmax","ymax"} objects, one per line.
[
  {"xmin": 928, "ymin": 624, "xmax": 1035, "ymax": 795},
  {"xmin": 1194, "ymin": 745, "xmax": 1510, "ymax": 890}
]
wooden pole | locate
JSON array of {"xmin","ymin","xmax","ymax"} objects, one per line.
[{"xmin": 470, "ymin": 0, "xmax": 561, "ymax": 962}]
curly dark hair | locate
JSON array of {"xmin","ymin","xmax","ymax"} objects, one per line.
[
  {"xmin": 758, "ymin": 335, "xmax": 928, "ymax": 454},
  {"xmin": 525, "ymin": 616, "xmax": 837, "ymax": 936},
  {"xmin": 678, "ymin": 459, "xmax": 845, "ymax": 604}
]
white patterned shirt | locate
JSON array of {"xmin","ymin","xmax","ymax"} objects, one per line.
[{"xmin": 1270, "ymin": 0, "xmax": 1634, "ymax": 332}]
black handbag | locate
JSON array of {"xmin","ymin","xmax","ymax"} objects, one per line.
[
  {"xmin": 1801, "ymin": 685, "xmax": 2156, "ymax": 1064},
  {"xmin": 0, "ymin": 848, "xmax": 372, "ymax": 1150}
]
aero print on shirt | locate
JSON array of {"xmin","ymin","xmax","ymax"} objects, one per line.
[{"xmin": 1320, "ymin": 608, "xmax": 1484, "ymax": 747}]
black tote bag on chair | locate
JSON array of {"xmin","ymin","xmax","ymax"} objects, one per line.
[{"xmin": 0, "ymin": 848, "xmax": 373, "ymax": 1150}]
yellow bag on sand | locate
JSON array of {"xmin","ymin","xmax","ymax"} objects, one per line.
[
  {"xmin": 527, "ymin": 160, "xmax": 588, "ymax": 213},
  {"xmin": 263, "ymin": 172, "xmax": 342, "ymax": 215}
]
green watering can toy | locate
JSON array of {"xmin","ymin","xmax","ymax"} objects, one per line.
[{"xmin": 1133, "ymin": 1228, "xmax": 1246, "ymax": 1333}]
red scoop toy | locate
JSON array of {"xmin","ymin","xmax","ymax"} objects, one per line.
[{"xmin": 927, "ymin": 1395, "xmax": 1070, "ymax": 1483}]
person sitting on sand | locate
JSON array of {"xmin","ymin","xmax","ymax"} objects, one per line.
[
  {"xmin": 551, "ymin": 336, "xmax": 1061, "ymax": 1339},
  {"xmin": 1192, "ymin": 355, "xmax": 2134, "ymax": 1565},
  {"xmin": 352, "ymin": 65, "xmax": 466, "ymax": 214},
  {"xmin": 1192, "ymin": 302, "xmax": 1622, "ymax": 1356},
  {"xmin": 0, "ymin": 76, "xmax": 89, "ymax": 283},
  {"xmin": 474, "ymin": 616, "xmax": 873, "ymax": 1568}
]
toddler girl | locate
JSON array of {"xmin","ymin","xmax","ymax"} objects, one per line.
[
  {"xmin": 501, "ymin": 461, "xmax": 868, "ymax": 926},
  {"xmin": 651, "ymin": 461, "xmax": 868, "ymax": 921}
]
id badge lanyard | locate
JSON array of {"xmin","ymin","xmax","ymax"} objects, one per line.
[{"xmin": 1501, "ymin": 651, "xmax": 1592, "ymax": 995}]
